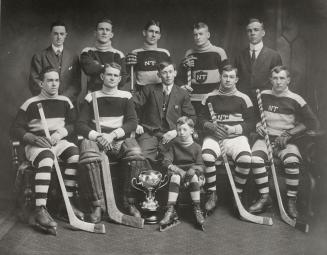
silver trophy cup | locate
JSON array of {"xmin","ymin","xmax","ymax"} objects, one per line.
[{"xmin": 131, "ymin": 170, "xmax": 168, "ymax": 224}]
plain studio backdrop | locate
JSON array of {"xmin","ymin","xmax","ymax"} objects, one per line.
[{"xmin": 0, "ymin": 0, "xmax": 326, "ymax": 218}]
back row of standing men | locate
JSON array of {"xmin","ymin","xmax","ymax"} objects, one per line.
[{"xmin": 14, "ymin": 17, "xmax": 320, "ymax": 233}]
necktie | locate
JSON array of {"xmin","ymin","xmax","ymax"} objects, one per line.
[
  {"xmin": 251, "ymin": 49, "xmax": 256, "ymax": 65},
  {"xmin": 163, "ymin": 87, "xmax": 169, "ymax": 112}
]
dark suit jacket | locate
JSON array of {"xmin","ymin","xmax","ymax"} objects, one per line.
[
  {"xmin": 29, "ymin": 46, "xmax": 81, "ymax": 103},
  {"xmin": 235, "ymin": 45, "xmax": 282, "ymax": 96},
  {"xmin": 133, "ymin": 83, "xmax": 196, "ymax": 132}
]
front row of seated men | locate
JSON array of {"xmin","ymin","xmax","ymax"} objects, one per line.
[{"xmin": 12, "ymin": 60, "xmax": 319, "ymax": 233}]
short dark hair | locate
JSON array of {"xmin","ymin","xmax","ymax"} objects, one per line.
[
  {"xmin": 157, "ymin": 60, "xmax": 176, "ymax": 72},
  {"xmin": 221, "ymin": 65, "xmax": 238, "ymax": 77},
  {"xmin": 144, "ymin": 20, "xmax": 161, "ymax": 31},
  {"xmin": 102, "ymin": 62, "xmax": 122, "ymax": 74},
  {"xmin": 247, "ymin": 18, "xmax": 264, "ymax": 29},
  {"xmin": 50, "ymin": 20, "xmax": 66, "ymax": 32},
  {"xmin": 177, "ymin": 116, "xmax": 195, "ymax": 129},
  {"xmin": 40, "ymin": 67, "xmax": 59, "ymax": 80},
  {"xmin": 96, "ymin": 18, "xmax": 113, "ymax": 29},
  {"xmin": 193, "ymin": 22, "xmax": 209, "ymax": 32},
  {"xmin": 271, "ymin": 65, "xmax": 290, "ymax": 77}
]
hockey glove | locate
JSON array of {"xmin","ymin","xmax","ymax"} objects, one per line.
[
  {"xmin": 23, "ymin": 133, "xmax": 51, "ymax": 148},
  {"xmin": 96, "ymin": 135, "xmax": 111, "ymax": 152},
  {"xmin": 182, "ymin": 55, "xmax": 197, "ymax": 68},
  {"xmin": 256, "ymin": 123, "xmax": 266, "ymax": 137},
  {"xmin": 126, "ymin": 53, "xmax": 137, "ymax": 66},
  {"xmin": 203, "ymin": 122, "xmax": 228, "ymax": 140},
  {"xmin": 275, "ymin": 131, "xmax": 292, "ymax": 149}
]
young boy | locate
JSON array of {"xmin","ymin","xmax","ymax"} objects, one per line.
[
  {"xmin": 250, "ymin": 65, "xmax": 320, "ymax": 218},
  {"xmin": 160, "ymin": 116, "xmax": 205, "ymax": 231},
  {"xmin": 76, "ymin": 62, "xmax": 149, "ymax": 222},
  {"xmin": 12, "ymin": 67, "xmax": 83, "ymax": 234}
]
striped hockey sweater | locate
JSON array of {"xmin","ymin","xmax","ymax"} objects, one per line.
[
  {"xmin": 260, "ymin": 89, "xmax": 319, "ymax": 136},
  {"xmin": 76, "ymin": 90, "xmax": 137, "ymax": 140},
  {"xmin": 177, "ymin": 43, "xmax": 228, "ymax": 101},
  {"xmin": 131, "ymin": 48, "xmax": 171, "ymax": 86},
  {"xmin": 12, "ymin": 93, "xmax": 75, "ymax": 141}
]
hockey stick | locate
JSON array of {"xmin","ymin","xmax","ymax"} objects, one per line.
[
  {"xmin": 130, "ymin": 65, "xmax": 134, "ymax": 92},
  {"xmin": 37, "ymin": 103, "xmax": 105, "ymax": 234},
  {"xmin": 91, "ymin": 92, "xmax": 144, "ymax": 229},
  {"xmin": 207, "ymin": 102, "xmax": 273, "ymax": 226},
  {"xmin": 256, "ymin": 89, "xmax": 309, "ymax": 232}
]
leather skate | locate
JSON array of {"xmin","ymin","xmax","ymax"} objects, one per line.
[{"xmin": 248, "ymin": 193, "xmax": 272, "ymax": 214}]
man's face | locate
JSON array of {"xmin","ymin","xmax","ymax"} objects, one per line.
[
  {"xmin": 246, "ymin": 21, "xmax": 265, "ymax": 45},
  {"xmin": 95, "ymin": 22, "xmax": 113, "ymax": 44},
  {"xmin": 193, "ymin": 27, "xmax": 210, "ymax": 47},
  {"xmin": 101, "ymin": 66, "xmax": 121, "ymax": 88},
  {"xmin": 271, "ymin": 70, "xmax": 290, "ymax": 94},
  {"xmin": 158, "ymin": 65, "xmax": 176, "ymax": 86},
  {"xmin": 50, "ymin": 26, "xmax": 67, "ymax": 47},
  {"xmin": 41, "ymin": 71, "xmax": 60, "ymax": 96},
  {"xmin": 177, "ymin": 123, "xmax": 193, "ymax": 141},
  {"xmin": 143, "ymin": 25, "xmax": 161, "ymax": 45},
  {"xmin": 220, "ymin": 70, "xmax": 238, "ymax": 90}
]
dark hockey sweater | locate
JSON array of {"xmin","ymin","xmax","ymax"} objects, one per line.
[
  {"xmin": 162, "ymin": 138, "xmax": 204, "ymax": 171},
  {"xmin": 80, "ymin": 47, "xmax": 127, "ymax": 91},
  {"xmin": 199, "ymin": 89, "xmax": 255, "ymax": 136},
  {"xmin": 131, "ymin": 48, "xmax": 171, "ymax": 86}
]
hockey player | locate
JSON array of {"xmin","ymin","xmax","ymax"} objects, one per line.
[
  {"xmin": 159, "ymin": 116, "xmax": 205, "ymax": 231},
  {"xmin": 250, "ymin": 66, "xmax": 320, "ymax": 218},
  {"xmin": 176, "ymin": 22, "xmax": 228, "ymax": 115},
  {"xmin": 199, "ymin": 65, "xmax": 255, "ymax": 215},
  {"xmin": 80, "ymin": 18, "xmax": 127, "ymax": 92},
  {"xmin": 12, "ymin": 67, "xmax": 84, "ymax": 235},
  {"xmin": 76, "ymin": 62, "xmax": 149, "ymax": 223},
  {"xmin": 126, "ymin": 20, "xmax": 171, "ymax": 90}
]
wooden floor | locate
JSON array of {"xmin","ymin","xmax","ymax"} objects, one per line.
[{"xmin": 0, "ymin": 187, "xmax": 326, "ymax": 255}]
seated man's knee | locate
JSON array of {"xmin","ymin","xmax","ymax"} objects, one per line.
[
  {"xmin": 251, "ymin": 150, "xmax": 267, "ymax": 168},
  {"xmin": 202, "ymin": 149, "xmax": 216, "ymax": 163},
  {"xmin": 170, "ymin": 174, "xmax": 181, "ymax": 184},
  {"xmin": 34, "ymin": 150, "xmax": 54, "ymax": 167},
  {"xmin": 283, "ymin": 155, "xmax": 301, "ymax": 169},
  {"xmin": 235, "ymin": 151, "xmax": 251, "ymax": 168}
]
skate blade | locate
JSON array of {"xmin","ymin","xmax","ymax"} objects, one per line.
[
  {"xmin": 159, "ymin": 220, "xmax": 181, "ymax": 232},
  {"xmin": 34, "ymin": 223, "xmax": 57, "ymax": 236}
]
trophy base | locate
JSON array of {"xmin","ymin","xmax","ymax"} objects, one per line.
[{"xmin": 142, "ymin": 210, "xmax": 159, "ymax": 224}]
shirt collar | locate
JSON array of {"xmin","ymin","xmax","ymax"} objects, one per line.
[
  {"xmin": 52, "ymin": 44, "xmax": 63, "ymax": 54},
  {"xmin": 163, "ymin": 84, "xmax": 173, "ymax": 95},
  {"xmin": 249, "ymin": 41, "xmax": 263, "ymax": 52}
]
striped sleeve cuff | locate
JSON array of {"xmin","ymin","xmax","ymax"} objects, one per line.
[{"xmin": 113, "ymin": 128, "xmax": 125, "ymax": 139}]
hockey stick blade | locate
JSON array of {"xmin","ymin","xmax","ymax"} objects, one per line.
[
  {"xmin": 37, "ymin": 103, "xmax": 106, "ymax": 234},
  {"xmin": 223, "ymin": 161, "xmax": 273, "ymax": 226},
  {"xmin": 91, "ymin": 93, "xmax": 144, "ymax": 229},
  {"xmin": 101, "ymin": 153, "xmax": 144, "ymax": 228}
]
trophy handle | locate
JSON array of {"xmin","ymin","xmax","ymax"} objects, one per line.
[
  {"xmin": 131, "ymin": 178, "xmax": 147, "ymax": 195},
  {"xmin": 157, "ymin": 174, "xmax": 169, "ymax": 191}
]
